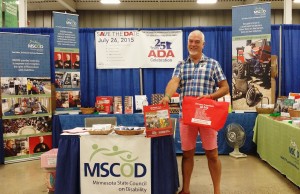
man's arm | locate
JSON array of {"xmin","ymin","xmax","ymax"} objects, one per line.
[
  {"xmin": 160, "ymin": 77, "xmax": 180, "ymax": 105},
  {"xmin": 200, "ymin": 80, "xmax": 229, "ymax": 100}
]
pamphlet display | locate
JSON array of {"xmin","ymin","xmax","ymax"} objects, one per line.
[
  {"xmin": 143, "ymin": 104, "xmax": 173, "ymax": 137},
  {"xmin": 124, "ymin": 96, "xmax": 133, "ymax": 114},
  {"xmin": 135, "ymin": 95, "xmax": 148, "ymax": 111},
  {"xmin": 95, "ymin": 96, "xmax": 113, "ymax": 114},
  {"xmin": 113, "ymin": 96, "xmax": 122, "ymax": 114}
]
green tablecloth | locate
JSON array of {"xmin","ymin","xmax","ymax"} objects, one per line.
[{"xmin": 253, "ymin": 114, "xmax": 300, "ymax": 187}]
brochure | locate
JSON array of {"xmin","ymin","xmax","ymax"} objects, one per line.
[{"xmin": 143, "ymin": 104, "xmax": 173, "ymax": 138}]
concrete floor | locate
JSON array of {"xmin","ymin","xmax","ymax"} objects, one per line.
[{"xmin": 0, "ymin": 155, "xmax": 299, "ymax": 194}]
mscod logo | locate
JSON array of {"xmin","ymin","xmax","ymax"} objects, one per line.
[
  {"xmin": 28, "ymin": 40, "xmax": 43, "ymax": 49},
  {"xmin": 253, "ymin": 7, "xmax": 267, "ymax": 16},
  {"xmin": 83, "ymin": 145, "xmax": 147, "ymax": 178},
  {"xmin": 66, "ymin": 18, "xmax": 77, "ymax": 27}
]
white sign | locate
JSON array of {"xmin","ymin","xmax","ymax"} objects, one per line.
[
  {"xmin": 139, "ymin": 30, "xmax": 183, "ymax": 68},
  {"xmin": 80, "ymin": 135, "xmax": 151, "ymax": 194},
  {"xmin": 95, "ymin": 30, "xmax": 183, "ymax": 69}
]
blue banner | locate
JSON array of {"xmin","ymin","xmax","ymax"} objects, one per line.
[
  {"xmin": 0, "ymin": 33, "xmax": 50, "ymax": 77},
  {"xmin": 0, "ymin": 32, "xmax": 52, "ymax": 163},
  {"xmin": 232, "ymin": 3, "xmax": 272, "ymax": 111},
  {"xmin": 53, "ymin": 12, "xmax": 79, "ymax": 49},
  {"xmin": 232, "ymin": 3, "xmax": 271, "ymax": 37},
  {"xmin": 53, "ymin": 12, "xmax": 81, "ymax": 112}
]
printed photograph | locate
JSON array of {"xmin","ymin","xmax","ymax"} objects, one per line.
[
  {"xmin": 68, "ymin": 91, "xmax": 81, "ymax": 108},
  {"xmin": 232, "ymin": 38, "xmax": 271, "ymax": 110},
  {"xmin": 3, "ymin": 116, "xmax": 52, "ymax": 137},
  {"xmin": 54, "ymin": 52, "xmax": 64, "ymax": 69},
  {"xmin": 56, "ymin": 91, "xmax": 69, "ymax": 108},
  {"xmin": 4, "ymin": 137, "xmax": 29, "ymax": 157},
  {"xmin": 72, "ymin": 53, "xmax": 80, "ymax": 69},
  {"xmin": 2, "ymin": 97, "xmax": 51, "ymax": 116},
  {"xmin": 63, "ymin": 53, "xmax": 72, "ymax": 69},
  {"xmin": 29, "ymin": 135, "xmax": 52, "ymax": 154},
  {"xmin": 1, "ymin": 77, "xmax": 51, "ymax": 96}
]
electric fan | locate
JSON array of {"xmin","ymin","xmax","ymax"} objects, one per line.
[{"xmin": 225, "ymin": 123, "xmax": 247, "ymax": 158}]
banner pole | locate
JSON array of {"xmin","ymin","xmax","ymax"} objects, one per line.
[
  {"xmin": 278, "ymin": 26, "xmax": 282, "ymax": 97},
  {"xmin": 140, "ymin": 68, "xmax": 143, "ymax": 95}
]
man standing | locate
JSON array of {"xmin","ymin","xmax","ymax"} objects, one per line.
[
  {"xmin": 14, "ymin": 78, "xmax": 21, "ymax": 95},
  {"xmin": 160, "ymin": 30, "xmax": 229, "ymax": 194}
]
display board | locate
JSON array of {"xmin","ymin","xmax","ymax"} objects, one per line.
[
  {"xmin": 53, "ymin": 12, "xmax": 81, "ymax": 112},
  {"xmin": 0, "ymin": 32, "xmax": 52, "ymax": 163},
  {"xmin": 232, "ymin": 3, "xmax": 271, "ymax": 111},
  {"xmin": 95, "ymin": 30, "xmax": 183, "ymax": 69}
]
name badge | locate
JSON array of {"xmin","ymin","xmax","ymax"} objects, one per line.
[{"xmin": 199, "ymin": 62, "xmax": 207, "ymax": 69}]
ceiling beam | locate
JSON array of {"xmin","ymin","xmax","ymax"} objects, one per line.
[
  {"xmin": 244, "ymin": 0, "xmax": 259, "ymax": 5},
  {"xmin": 56, "ymin": 0, "xmax": 76, "ymax": 12}
]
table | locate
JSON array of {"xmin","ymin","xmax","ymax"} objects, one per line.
[
  {"xmin": 0, "ymin": 113, "xmax": 257, "ymax": 164},
  {"xmin": 53, "ymin": 113, "xmax": 257, "ymax": 155},
  {"xmin": 253, "ymin": 114, "xmax": 300, "ymax": 187},
  {"xmin": 55, "ymin": 128, "xmax": 179, "ymax": 194}
]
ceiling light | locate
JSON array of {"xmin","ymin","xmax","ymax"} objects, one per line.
[
  {"xmin": 101, "ymin": 0, "xmax": 120, "ymax": 4},
  {"xmin": 197, "ymin": 0, "xmax": 217, "ymax": 4},
  {"xmin": 294, "ymin": 0, "xmax": 300, "ymax": 3}
]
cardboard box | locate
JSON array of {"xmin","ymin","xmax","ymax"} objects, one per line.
[{"xmin": 40, "ymin": 148, "xmax": 58, "ymax": 168}]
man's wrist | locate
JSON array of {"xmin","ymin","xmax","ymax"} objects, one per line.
[
  {"xmin": 165, "ymin": 93, "xmax": 171, "ymax": 101},
  {"xmin": 209, "ymin": 94, "xmax": 214, "ymax": 100}
]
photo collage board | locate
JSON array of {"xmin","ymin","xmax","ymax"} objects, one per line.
[
  {"xmin": 53, "ymin": 12, "xmax": 81, "ymax": 112},
  {"xmin": 0, "ymin": 33, "xmax": 52, "ymax": 163}
]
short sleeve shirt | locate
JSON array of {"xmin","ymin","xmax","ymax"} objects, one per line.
[{"xmin": 172, "ymin": 54, "xmax": 227, "ymax": 105}]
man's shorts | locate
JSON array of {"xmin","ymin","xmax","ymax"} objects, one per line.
[{"xmin": 179, "ymin": 119, "xmax": 218, "ymax": 151}]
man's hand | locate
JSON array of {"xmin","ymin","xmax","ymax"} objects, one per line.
[
  {"xmin": 197, "ymin": 94, "xmax": 213, "ymax": 100},
  {"xmin": 159, "ymin": 96, "xmax": 170, "ymax": 105}
]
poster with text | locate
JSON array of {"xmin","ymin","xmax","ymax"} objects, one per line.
[
  {"xmin": 4, "ymin": 0, "xmax": 18, "ymax": 27},
  {"xmin": 0, "ymin": 32, "xmax": 52, "ymax": 163},
  {"xmin": 232, "ymin": 3, "xmax": 271, "ymax": 111},
  {"xmin": 95, "ymin": 30, "xmax": 183, "ymax": 69},
  {"xmin": 80, "ymin": 135, "xmax": 151, "ymax": 194},
  {"xmin": 53, "ymin": 12, "xmax": 81, "ymax": 113}
]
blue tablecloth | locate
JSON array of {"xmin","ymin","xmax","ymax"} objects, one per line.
[
  {"xmin": 55, "ymin": 115, "xmax": 180, "ymax": 194},
  {"xmin": 54, "ymin": 113, "xmax": 257, "ymax": 154},
  {"xmin": 0, "ymin": 113, "xmax": 257, "ymax": 165}
]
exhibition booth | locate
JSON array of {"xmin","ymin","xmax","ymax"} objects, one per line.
[{"xmin": 1, "ymin": 22, "xmax": 300, "ymax": 192}]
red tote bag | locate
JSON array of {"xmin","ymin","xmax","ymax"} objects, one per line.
[{"xmin": 182, "ymin": 96, "xmax": 229, "ymax": 131}]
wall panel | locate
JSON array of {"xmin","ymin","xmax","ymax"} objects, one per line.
[
  {"xmin": 142, "ymin": 11, "xmax": 151, "ymax": 27},
  {"xmin": 150, "ymin": 11, "xmax": 159, "ymax": 27},
  {"xmin": 174, "ymin": 11, "xmax": 183, "ymax": 27},
  {"xmin": 125, "ymin": 11, "xmax": 134, "ymax": 28},
  {"xmin": 133, "ymin": 11, "xmax": 143, "ymax": 28},
  {"xmin": 165, "ymin": 11, "xmax": 174, "ymax": 28},
  {"xmin": 117, "ymin": 11, "xmax": 126, "ymax": 28},
  {"xmin": 28, "ymin": 10, "xmax": 299, "ymax": 28}
]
